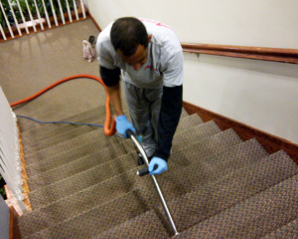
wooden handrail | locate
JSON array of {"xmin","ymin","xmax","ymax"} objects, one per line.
[{"xmin": 181, "ymin": 43, "xmax": 298, "ymax": 64}]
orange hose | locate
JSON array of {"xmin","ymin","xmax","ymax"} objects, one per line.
[{"xmin": 10, "ymin": 74, "xmax": 117, "ymax": 136}]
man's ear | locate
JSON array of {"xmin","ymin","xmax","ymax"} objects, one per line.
[{"xmin": 148, "ymin": 34, "xmax": 152, "ymax": 43}]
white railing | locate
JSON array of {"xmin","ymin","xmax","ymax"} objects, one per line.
[
  {"xmin": 0, "ymin": 0, "xmax": 87, "ymax": 41},
  {"xmin": 0, "ymin": 87, "xmax": 27, "ymax": 212}
]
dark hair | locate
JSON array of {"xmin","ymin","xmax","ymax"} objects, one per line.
[{"xmin": 110, "ymin": 17, "xmax": 148, "ymax": 57}]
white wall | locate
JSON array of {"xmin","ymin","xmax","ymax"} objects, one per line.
[{"xmin": 84, "ymin": 0, "xmax": 298, "ymax": 144}]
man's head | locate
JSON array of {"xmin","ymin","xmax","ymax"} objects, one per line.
[{"xmin": 111, "ymin": 17, "xmax": 151, "ymax": 70}]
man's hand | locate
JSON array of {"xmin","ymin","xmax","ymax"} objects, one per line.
[
  {"xmin": 149, "ymin": 157, "xmax": 167, "ymax": 175},
  {"xmin": 116, "ymin": 115, "xmax": 135, "ymax": 138}
]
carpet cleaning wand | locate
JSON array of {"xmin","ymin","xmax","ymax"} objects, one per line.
[{"xmin": 126, "ymin": 129, "xmax": 179, "ymax": 236}]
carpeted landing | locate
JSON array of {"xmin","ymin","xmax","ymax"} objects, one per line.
[{"xmin": 16, "ymin": 105, "xmax": 297, "ymax": 238}]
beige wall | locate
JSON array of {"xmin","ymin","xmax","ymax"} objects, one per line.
[{"xmin": 84, "ymin": 0, "xmax": 298, "ymax": 144}]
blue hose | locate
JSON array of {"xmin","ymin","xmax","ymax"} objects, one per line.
[{"xmin": 16, "ymin": 115, "xmax": 124, "ymax": 138}]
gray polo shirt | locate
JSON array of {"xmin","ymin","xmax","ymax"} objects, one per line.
[{"xmin": 96, "ymin": 18, "xmax": 183, "ymax": 89}]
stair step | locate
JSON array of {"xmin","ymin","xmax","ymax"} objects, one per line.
[
  {"xmin": 20, "ymin": 167, "xmax": 148, "ymax": 237},
  {"xmin": 25, "ymin": 120, "xmax": 218, "ymax": 178},
  {"xmin": 25, "ymin": 113, "xmax": 202, "ymax": 175},
  {"xmin": 94, "ymin": 210, "xmax": 169, "ymax": 239},
  {"xmin": 23, "ymin": 129, "xmax": 124, "ymax": 165},
  {"xmin": 176, "ymin": 113, "xmax": 203, "ymax": 132},
  {"xmin": 166, "ymin": 150, "xmax": 298, "ymax": 234},
  {"xmin": 95, "ymin": 150, "xmax": 298, "ymax": 238},
  {"xmin": 20, "ymin": 130, "xmax": 243, "ymax": 235},
  {"xmin": 27, "ymin": 151, "xmax": 137, "ymax": 191},
  {"xmin": 261, "ymin": 219, "xmax": 298, "ymax": 239},
  {"xmin": 174, "ymin": 174, "xmax": 298, "ymax": 238},
  {"xmin": 26, "ymin": 137, "xmax": 130, "ymax": 176},
  {"xmin": 24, "ymin": 189, "xmax": 150, "ymax": 239},
  {"xmin": 22, "ymin": 124, "xmax": 123, "ymax": 157},
  {"xmin": 21, "ymin": 107, "xmax": 191, "ymax": 151},
  {"xmin": 24, "ymin": 113, "xmax": 202, "ymax": 166},
  {"xmin": 20, "ymin": 137, "xmax": 268, "ymax": 238},
  {"xmin": 21, "ymin": 113, "xmax": 104, "ymax": 149},
  {"xmin": 20, "ymin": 106, "xmax": 188, "ymax": 140},
  {"xmin": 180, "ymin": 108, "xmax": 189, "ymax": 118},
  {"xmin": 18, "ymin": 105, "xmax": 106, "ymax": 133},
  {"xmin": 173, "ymin": 120, "xmax": 221, "ymax": 152},
  {"xmin": 26, "ymin": 120, "xmax": 220, "ymax": 190},
  {"xmin": 21, "ymin": 108, "xmax": 134, "ymax": 149},
  {"xmin": 27, "ymin": 129, "xmax": 241, "ymax": 210}
]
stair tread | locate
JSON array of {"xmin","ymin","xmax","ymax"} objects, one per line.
[
  {"xmin": 167, "ymin": 150, "xmax": 298, "ymax": 233},
  {"xmin": 24, "ymin": 113, "xmax": 203, "ymax": 166},
  {"xmin": 180, "ymin": 108, "xmax": 189, "ymax": 118},
  {"xmin": 27, "ymin": 120, "xmax": 221, "ymax": 190},
  {"xmin": 21, "ymin": 107, "xmax": 188, "ymax": 141},
  {"xmin": 20, "ymin": 130, "xmax": 250, "ymax": 236},
  {"xmin": 25, "ymin": 189, "xmax": 150, "ymax": 239},
  {"xmin": 27, "ymin": 128, "xmax": 241, "ymax": 210},
  {"xmin": 26, "ymin": 138, "xmax": 130, "ymax": 176},
  {"xmin": 261, "ymin": 219, "xmax": 298, "ymax": 239},
  {"xmin": 21, "ymin": 108, "xmax": 131, "ymax": 149},
  {"xmin": 26, "ymin": 120, "xmax": 219, "ymax": 177},
  {"xmin": 22, "ymin": 107, "xmax": 188, "ymax": 149},
  {"xmin": 23, "ymin": 129, "xmax": 123, "ymax": 165},
  {"xmin": 96, "ymin": 150, "xmax": 298, "ymax": 239},
  {"xmin": 21, "ymin": 137, "xmax": 270, "ymax": 237},
  {"xmin": 174, "ymin": 174, "xmax": 298, "ymax": 239},
  {"xmin": 93, "ymin": 210, "xmax": 169, "ymax": 239},
  {"xmin": 25, "ymin": 114, "xmax": 202, "ymax": 176},
  {"xmin": 18, "ymin": 105, "xmax": 107, "ymax": 133},
  {"xmin": 27, "ymin": 151, "xmax": 137, "ymax": 192},
  {"xmin": 21, "ymin": 113, "xmax": 103, "ymax": 149},
  {"xmin": 23, "ymin": 125, "xmax": 122, "ymax": 157}
]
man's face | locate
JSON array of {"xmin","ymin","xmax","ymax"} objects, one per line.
[{"xmin": 117, "ymin": 35, "xmax": 151, "ymax": 71}]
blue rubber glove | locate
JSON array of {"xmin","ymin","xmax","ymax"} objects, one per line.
[
  {"xmin": 116, "ymin": 114, "xmax": 135, "ymax": 138},
  {"xmin": 149, "ymin": 157, "xmax": 167, "ymax": 175}
]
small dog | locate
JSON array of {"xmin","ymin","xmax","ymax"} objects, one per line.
[{"xmin": 82, "ymin": 40, "xmax": 95, "ymax": 62}]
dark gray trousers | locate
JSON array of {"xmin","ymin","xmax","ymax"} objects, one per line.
[{"xmin": 123, "ymin": 81, "xmax": 163, "ymax": 158}]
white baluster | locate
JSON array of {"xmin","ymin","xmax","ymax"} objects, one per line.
[
  {"xmin": 73, "ymin": 0, "xmax": 79, "ymax": 21},
  {"xmin": 0, "ymin": 1, "xmax": 14, "ymax": 38},
  {"xmin": 7, "ymin": 0, "xmax": 22, "ymax": 36},
  {"xmin": 57, "ymin": 0, "xmax": 66, "ymax": 24},
  {"xmin": 66, "ymin": 0, "xmax": 72, "ymax": 22},
  {"xmin": 49, "ymin": 0, "xmax": 59, "ymax": 26},
  {"xmin": 41, "ymin": 0, "xmax": 51, "ymax": 28}
]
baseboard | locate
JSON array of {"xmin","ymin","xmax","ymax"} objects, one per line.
[
  {"xmin": 183, "ymin": 101, "xmax": 298, "ymax": 164},
  {"xmin": 84, "ymin": 5, "xmax": 102, "ymax": 32}
]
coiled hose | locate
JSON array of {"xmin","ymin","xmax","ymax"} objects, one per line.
[{"xmin": 9, "ymin": 74, "xmax": 116, "ymax": 136}]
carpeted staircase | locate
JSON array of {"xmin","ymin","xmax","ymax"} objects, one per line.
[{"xmin": 16, "ymin": 104, "xmax": 297, "ymax": 238}]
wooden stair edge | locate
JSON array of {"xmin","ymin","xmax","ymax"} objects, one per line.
[
  {"xmin": 10, "ymin": 206, "xmax": 21, "ymax": 239},
  {"xmin": 4, "ymin": 123, "xmax": 32, "ymax": 218},
  {"xmin": 183, "ymin": 101, "xmax": 298, "ymax": 164}
]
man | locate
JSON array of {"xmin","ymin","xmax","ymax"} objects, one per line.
[{"xmin": 96, "ymin": 17, "xmax": 183, "ymax": 175}]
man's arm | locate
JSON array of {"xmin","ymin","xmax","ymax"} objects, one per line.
[
  {"xmin": 149, "ymin": 50, "xmax": 183, "ymax": 175},
  {"xmin": 100, "ymin": 66, "xmax": 123, "ymax": 116},
  {"xmin": 100, "ymin": 66, "xmax": 135, "ymax": 137},
  {"xmin": 154, "ymin": 85, "xmax": 183, "ymax": 161},
  {"xmin": 106, "ymin": 83, "xmax": 124, "ymax": 116}
]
